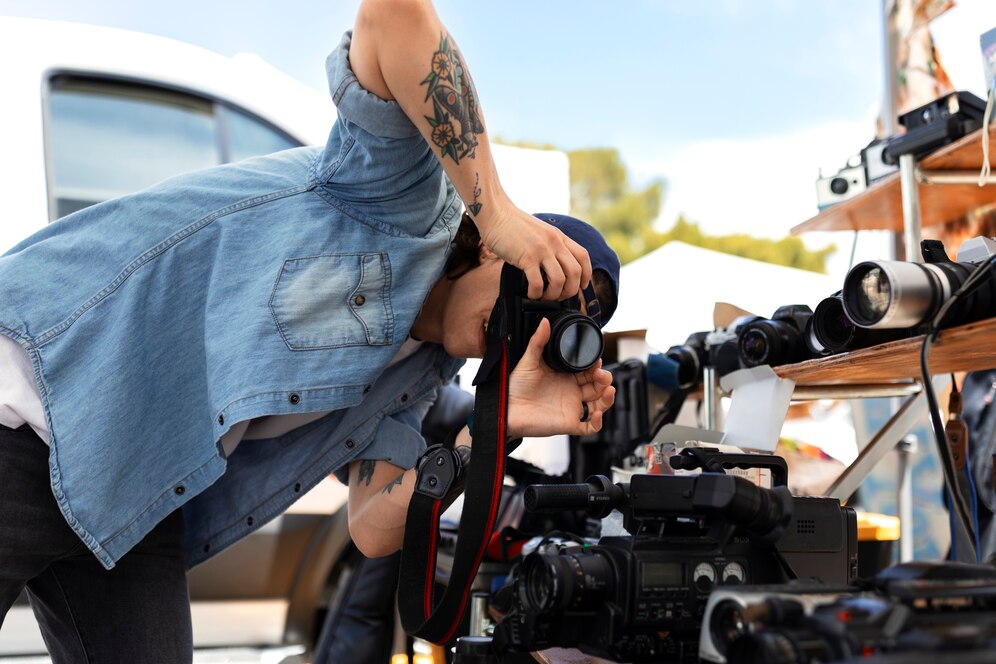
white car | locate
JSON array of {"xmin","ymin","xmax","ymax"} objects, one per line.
[{"xmin": 0, "ymin": 15, "xmax": 569, "ymax": 657}]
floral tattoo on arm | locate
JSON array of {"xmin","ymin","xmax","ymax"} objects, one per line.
[{"xmin": 420, "ymin": 33, "xmax": 485, "ymax": 167}]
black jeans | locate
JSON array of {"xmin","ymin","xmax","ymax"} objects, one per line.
[{"xmin": 0, "ymin": 425, "xmax": 193, "ymax": 663}]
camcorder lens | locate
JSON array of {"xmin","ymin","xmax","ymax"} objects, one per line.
[{"xmin": 519, "ymin": 552, "xmax": 612, "ymax": 613}]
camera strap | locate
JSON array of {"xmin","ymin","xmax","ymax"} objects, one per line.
[{"xmin": 397, "ymin": 337, "xmax": 512, "ymax": 644}]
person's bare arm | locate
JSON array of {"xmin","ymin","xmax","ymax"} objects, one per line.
[
  {"xmin": 348, "ymin": 0, "xmax": 591, "ymax": 301},
  {"xmin": 346, "ymin": 319, "xmax": 615, "ymax": 557},
  {"xmin": 346, "ymin": 426, "xmax": 472, "ymax": 558}
]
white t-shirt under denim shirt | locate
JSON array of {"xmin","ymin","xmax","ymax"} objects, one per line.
[{"xmin": 0, "ymin": 333, "xmax": 423, "ymax": 456}]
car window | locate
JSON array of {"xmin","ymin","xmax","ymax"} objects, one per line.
[
  {"xmin": 225, "ymin": 106, "xmax": 298, "ymax": 163},
  {"xmin": 46, "ymin": 76, "xmax": 301, "ymax": 221}
]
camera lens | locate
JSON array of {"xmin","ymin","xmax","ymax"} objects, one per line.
[
  {"xmin": 738, "ymin": 327, "xmax": 775, "ymax": 367},
  {"xmin": 829, "ymin": 177, "xmax": 849, "ymax": 195},
  {"xmin": 809, "ymin": 293, "xmax": 909, "ymax": 354},
  {"xmin": 545, "ymin": 314, "xmax": 603, "ymax": 372},
  {"xmin": 709, "ymin": 600, "xmax": 749, "ymax": 656},
  {"xmin": 854, "ymin": 266, "xmax": 892, "ymax": 323},
  {"xmin": 841, "ymin": 260, "xmax": 955, "ymax": 329},
  {"xmin": 809, "ymin": 295, "xmax": 855, "ymax": 353},
  {"xmin": 519, "ymin": 552, "xmax": 612, "ymax": 613}
]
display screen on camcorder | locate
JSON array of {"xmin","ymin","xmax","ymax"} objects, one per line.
[{"xmin": 640, "ymin": 561, "xmax": 683, "ymax": 589}]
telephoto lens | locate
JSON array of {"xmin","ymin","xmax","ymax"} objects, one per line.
[
  {"xmin": 841, "ymin": 237, "xmax": 996, "ymax": 330},
  {"xmin": 806, "ymin": 292, "xmax": 908, "ymax": 355},
  {"xmin": 737, "ymin": 305, "xmax": 815, "ymax": 368}
]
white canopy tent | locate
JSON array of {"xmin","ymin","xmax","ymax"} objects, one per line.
[{"xmin": 606, "ymin": 241, "xmax": 840, "ymax": 352}]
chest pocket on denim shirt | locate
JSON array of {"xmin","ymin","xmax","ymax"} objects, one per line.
[{"xmin": 269, "ymin": 253, "xmax": 394, "ymax": 350}]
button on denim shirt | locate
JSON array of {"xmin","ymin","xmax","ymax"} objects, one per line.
[{"xmin": 0, "ymin": 32, "xmax": 463, "ymax": 569}]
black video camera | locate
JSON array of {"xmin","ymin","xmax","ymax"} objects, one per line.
[{"xmin": 491, "ymin": 453, "xmax": 857, "ymax": 662}]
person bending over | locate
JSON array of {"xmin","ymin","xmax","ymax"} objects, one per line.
[{"xmin": 0, "ymin": 0, "xmax": 619, "ymax": 661}]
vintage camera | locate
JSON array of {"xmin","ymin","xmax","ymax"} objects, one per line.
[
  {"xmin": 804, "ymin": 292, "xmax": 909, "ymax": 356},
  {"xmin": 841, "ymin": 236, "xmax": 996, "ymax": 331},
  {"xmin": 480, "ymin": 263, "xmax": 603, "ymax": 378},
  {"xmin": 815, "ymin": 161, "xmax": 867, "ymax": 210},
  {"xmin": 660, "ymin": 316, "xmax": 761, "ymax": 390},
  {"xmin": 885, "ymin": 91, "xmax": 986, "ymax": 163},
  {"xmin": 492, "ymin": 461, "xmax": 857, "ymax": 662},
  {"xmin": 737, "ymin": 305, "xmax": 815, "ymax": 368},
  {"xmin": 861, "ymin": 138, "xmax": 899, "ymax": 184}
]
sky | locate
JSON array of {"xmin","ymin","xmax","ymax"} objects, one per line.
[{"xmin": 2, "ymin": 0, "xmax": 993, "ymax": 273}]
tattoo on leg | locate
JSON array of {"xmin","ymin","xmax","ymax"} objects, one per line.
[
  {"xmin": 359, "ymin": 459, "xmax": 376, "ymax": 486},
  {"xmin": 469, "ymin": 173, "xmax": 482, "ymax": 217},
  {"xmin": 421, "ymin": 33, "xmax": 485, "ymax": 164},
  {"xmin": 381, "ymin": 473, "xmax": 405, "ymax": 494}
]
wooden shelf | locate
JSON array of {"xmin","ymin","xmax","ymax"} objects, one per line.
[
  {"xmin": 792, "ymin": 124, "xmax": 996, "ymax": 234},
  {"xmin": 772, "ymin": 317, "xmax": 996, "ymax": 386}
]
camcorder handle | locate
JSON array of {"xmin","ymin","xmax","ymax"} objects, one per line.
[{"xmin": 668, "ymin": 446, "xmax": 789, "ymax": 488}]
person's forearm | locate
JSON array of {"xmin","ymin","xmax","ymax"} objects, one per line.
[
  {"xmin": 349, "ymin": 425, "xmax": 473, "ymax": 557},
  {"xmin": 352, "ymin": 0, "xmax": 511, "ymax": 230}
]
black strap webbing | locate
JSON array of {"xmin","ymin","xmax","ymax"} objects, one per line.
[{"xmin": 398, "ymin": 341, "xmax": 510, "ymax": 644}]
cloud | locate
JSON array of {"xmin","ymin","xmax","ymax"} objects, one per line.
[{"xmin": 628, "ymin": 114, "xmax": 878, "ymax": 242}]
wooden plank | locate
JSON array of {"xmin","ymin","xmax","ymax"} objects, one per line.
[
  {"xmin": 792, "ymin": 125, "xmax": 996, "ymax": 234},
  {"xmin": 773, "ymin": 317, "xmax": 996, "ymax": 386}
]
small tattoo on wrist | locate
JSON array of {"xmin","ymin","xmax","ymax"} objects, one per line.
[{"xmin": 469, "ymin": 173, "xmax": 482, "ymax": 217}]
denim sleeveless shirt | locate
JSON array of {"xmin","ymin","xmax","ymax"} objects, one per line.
[{"xmin": 0, "ymin": 32, "xmax": 463, "ymax": 569}]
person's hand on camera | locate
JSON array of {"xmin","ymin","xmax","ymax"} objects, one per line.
[
  {"xmin": 507, "ymin": 319, "xmax": 615, "ymax": 438},
  {"xmin": 475, "ymin": 205, "xmax": 592, "ymax": 301}
]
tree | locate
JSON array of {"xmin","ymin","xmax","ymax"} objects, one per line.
[{"xmin": 495, "ymin": 139, "xmax": 835, "ymax": 272}]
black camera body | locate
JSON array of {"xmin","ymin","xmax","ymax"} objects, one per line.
[
  {"xmin": 664, "ymin": 316, "xmax": 760, "ymax": 390},
  {"xmin": 476, "ymin": 264, "xmax": 603, "ymax": 385},
  {"xmin": 498, "ymin": 263, "xmax": 603, "ymax": 373},
  {"xmin": 493, "ymin": 467, "xmax": 857, "ymax": 662},
  {"xmin": 738, "ymin": 305, "xmax": 815, "ymax": 368}
]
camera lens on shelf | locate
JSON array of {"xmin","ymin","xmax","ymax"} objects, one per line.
[
  {"xmin": 806, "ymin": 292, "xmax": 908, "ymax": 355},
  {"xmin": 841, "ymin": 256, "xmax": 996, "ymax": 330}
]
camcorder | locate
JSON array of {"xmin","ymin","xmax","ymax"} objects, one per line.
[
  {"xmin": 841, "ymin": 236, "xmax": 996, "ymax": 332},
  {"xmin": 490, "ymin": 451, "xmax": 857, "ymax": 662},
  {"xmin": 712, "ymin": 562, "xmax": 996, "ymax": 664},
  {"xmin": 737, "ymin": 305, "xmax": 815, "ymax": 368}
]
